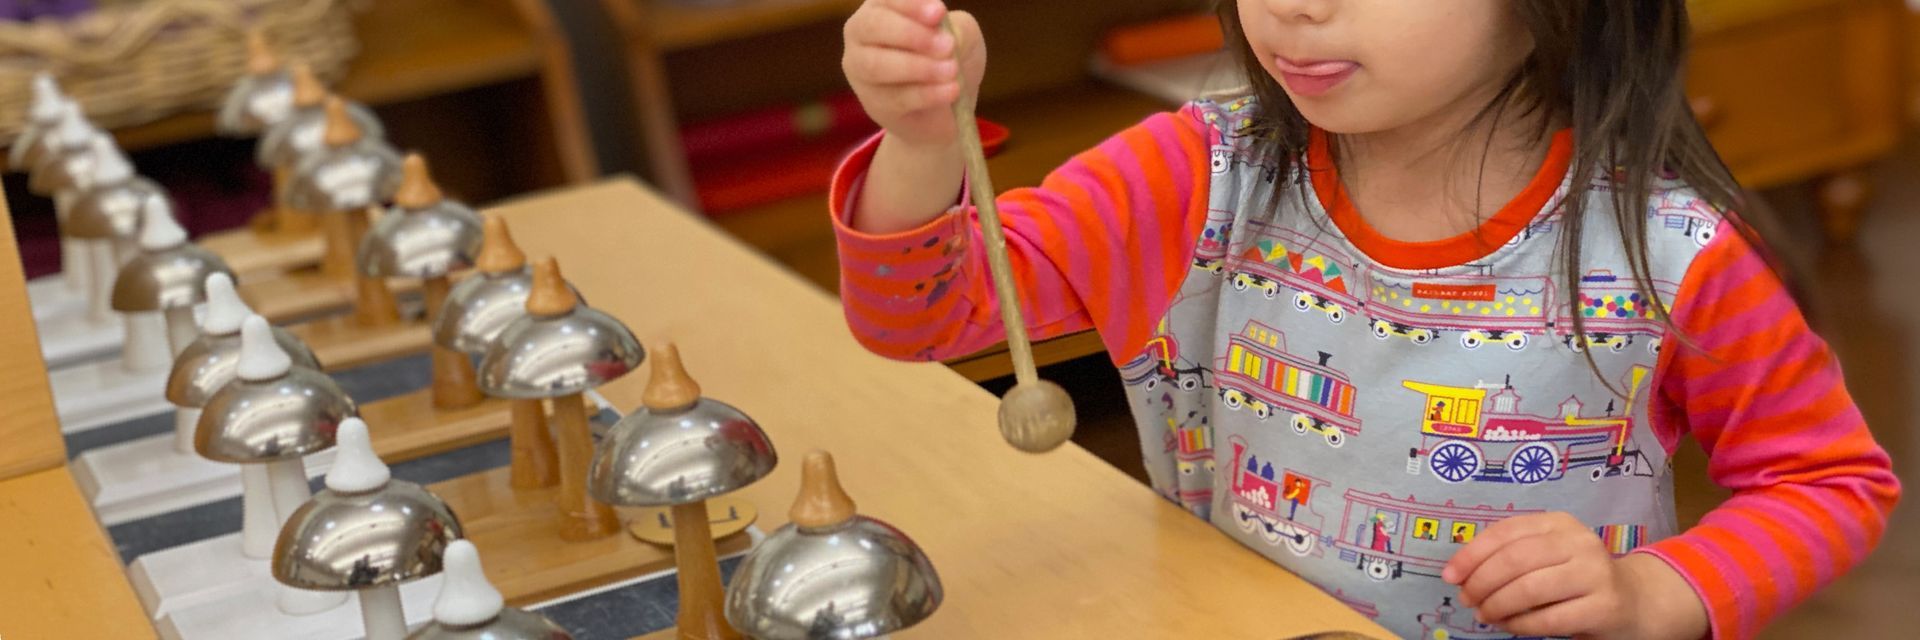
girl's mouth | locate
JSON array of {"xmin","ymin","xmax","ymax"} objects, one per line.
[{"xmin": 1274, "ymin": 56, "xmax": 1359, "ymax": 97}]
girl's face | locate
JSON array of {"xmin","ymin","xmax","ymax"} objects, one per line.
[{"xmin": 1236, "ymin": 0, "xmax": 1534, "ymax": 134}]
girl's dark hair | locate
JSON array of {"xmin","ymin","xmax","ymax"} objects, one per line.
[{"xmin": 1216, "ymin": 1, "xmax": 1791, "ymax": 382}]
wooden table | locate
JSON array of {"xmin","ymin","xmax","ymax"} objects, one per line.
[
  {"xmin": 0, "ymin": 178, "xmax": 1388, "ymax": 639},
  {"xmin": 0, "ymin": 185, "xmax": 155, "ymax": 638},
  {"xmin": 491, "ymin": 178, "xmax": 1388, "ymax": 638}
]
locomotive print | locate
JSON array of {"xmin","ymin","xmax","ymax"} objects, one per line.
[
  {"xmin": 1365, "ymin": 274, "xmax": 1552, "ymax": 351},
  {"xmin": 1333, "ymin": 492, "xmax": 1542, "ymax": 582},
  {"xmin": 1565, "ymin": 270, "xmax": 1676, "ymax": 355},
  {"xmin": 1219, "ymin": 221, "xmax": 1674, "ymax": 353},
  {"xmin": 1123, "ymin": 316, "xmax": 1215, "ymax": 393},
  {"xmin": 1400, "ymin": 367, "xmax": 1651, "ymax": 485},
  {"xmin": 1193, "ymin": 209, "xmax": 1237, "ymax": 274},
  {"xmin": 1224, "ymin": 226, "xmax": 1362, "ymax": 325},
  {"xmin": 1650, "ymin": 191, "xmax": 1720, "ymax": 248},
  {"xmin": 1216, "ymin": 321, "xmax": 1361, "ymax": 448},
  {"xmin": 1228, "ymin": 437, "xmax": 1330, "ymax": 557},
  {"xmin": 1169, "ymin": 408, "xmax": 1215, "ymax": 507}
]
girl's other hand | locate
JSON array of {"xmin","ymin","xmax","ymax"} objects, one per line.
[
  {"xmin": 1442, "ymin": 512, "xmax": 1708, "ymax": 640},
  {"xmin": 842, "ymin": 0, "xmax": 987, "ymax": 149}
]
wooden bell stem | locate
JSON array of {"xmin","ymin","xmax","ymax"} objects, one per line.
[
  {"xmin": 318, "ymin": 209, "xmax": 357, "ymax": 279},
  {"xmin": 550, "ymin": 392, "xmax": 619, "ymax": 540},
  {"xmin": 348, "ymin": 208, "xmax": 401, "ymax": 327},
  {"xmin": 671, "ymin": 500, "xmax": 740, "ymax": 640},
  {"xmin": 424, "ymin": 276, "xmax": 484, "ymax": 409},
  {"xmin": 270, "ymin": 167, "xmax": 316, "ymax": 235},
  {"xmin": 508, "ymin": 398, "xmax": 559, "ymax": 489},
  {"xmin": 943, "ymin": 20, "xmax": 1037, "ymax": 386}
]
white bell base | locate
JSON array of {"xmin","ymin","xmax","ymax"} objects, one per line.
[
  {"xmin": 74, "ymin": 436, "xmax": 336, "ymax": 526},
  {"xmin": 154, "ymin": 567, "xmax": 441, "ymax": 640},
  {"xmin": 34, "ymin": 305, "xmax": 126, "ymax": 369},
  {"xmin": 26, "ymin": 271, "xmax": 86, "ymax": 322},
  {"xmin": 50, "ymin": 355, "xmax": 174, "ymax": 433}
]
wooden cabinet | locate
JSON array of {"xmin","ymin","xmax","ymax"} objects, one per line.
[{"xmin": 1686, "ymin": 0, "xmax": 1904, "ymax": 242}]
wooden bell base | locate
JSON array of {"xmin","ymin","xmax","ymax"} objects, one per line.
[
  {"xmin": 236, "ymin": 272, "xmax": 423, "ymax": 325},
  {"xmin": 288, "ymin": 315, "xmax": 435, "ymax": 372},
  {"xmin": 196, "ymin": 225, "xmax": 325, "ymax": 282},
  {"xmin": 431, "ymin": 467, "xmax": 757, "ymax": 607},
  {"xmin": 78, "ymin": 391, "xmax": 521, "ymax": 528},
  {"xmin": 626, "ymin": 495, "xmax": 757, "ymax": 546}
]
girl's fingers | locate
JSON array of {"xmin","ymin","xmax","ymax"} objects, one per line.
[
  {"xmin": 1455, "ymin": 533, "xmax": 1574, "ymax": 608},
  {"xmin": 1470, "ymin": 561, "xmax": 1590, "ymax": 623},
  {"xmin": 1444, "ymin": 512, "xmax": 1578, "ymax": 584},
  {"xmin": 848, "ymin": 4, "xmax": 953, "ymax": 56},
  {"xmin": 847, "ymin": 46, "xmax": 957, "ymax": 85},
  {"xmin": 876, "ymin": 0, "xmax": 944, "ymax": 25},
  {"xmin": 867, "ymin": 81, "xmax": 959, "ymax": 120}
]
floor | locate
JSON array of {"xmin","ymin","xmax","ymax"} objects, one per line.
[{"xmin": 980, "ymin": 150, "xmax": 1920, "ymax": 637}]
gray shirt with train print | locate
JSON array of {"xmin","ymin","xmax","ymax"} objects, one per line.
[{"xmin": 1129, "ymin": 97, "xmax": 1721, "ymax": 639}]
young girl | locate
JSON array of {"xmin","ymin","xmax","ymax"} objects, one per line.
[{"xmin": 834, "ymin": 1, "xmax": 1900, "ymax": 638}]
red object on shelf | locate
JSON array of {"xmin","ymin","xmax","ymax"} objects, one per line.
[
  {"xmin": 692, "ymin": 117, "xmax": 1010, "ymax": 216},
  {"xmin": 681, "ymin": 92, "xmax": 875, "ymax": 164},
  {"xmin": 1099, "ymin": 13, "xmax": 1224, "ymax": 66}
]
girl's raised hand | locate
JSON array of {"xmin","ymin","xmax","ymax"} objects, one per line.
[{"xmin": 842, "ymin": 0, "xmax": 986, "ymax": 148}]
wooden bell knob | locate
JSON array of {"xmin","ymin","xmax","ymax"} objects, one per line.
[
  {"xmin": 245, "ymin": 30, "xmax": 279, "ymax": 76},
  {"xmin": 789, "ymin": 451, "xmax": 856, "ymax": 529},
  {"xmin": 290, "ymin": 62, "xmax": 325, "ymax": 108},
  {"xmin": 475, "ymin": 213, "xmax": 526, "ymax": 275},
  {"xmin": 394, "ymin": 153, "xmax": 444, "ymax": 209},
  {"xmin": 321, "ymin": 96, "xmax": 361, "ymax": 148},
  {"xmin": 525, "ymin": 257, "xmax": 576, "ymax": 316},
  {"xmin": 642, "ymin": 343, "xmax": 701, "ymax": 411}
]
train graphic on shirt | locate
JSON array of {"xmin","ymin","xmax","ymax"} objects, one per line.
[
  {"xmin": 1229, "ymin": 437, "xmax": 1333, "ymax": 557},
  {"xmin": 1651, "ymin": 190, "xmax": 1721, "ymax": 248},
  {"xmin": 1215, "ymin": 321, "xmax": 1361, "ymax": 448},
  {"xmin": 1221, "ymin": 222, "xmax": 1677, "ymax": 353},
  {"xmin": 1333, "ymin": 491, "xmax": 1543, "ymax": 582},
  {"xmin": 1193, "ymin": 208, "xmax": 1237, "ymax": 274},
  {"xmin": 1123, "ymin": 314, "xmax": 1216, "ymax": 393},
  {"xmin": 1416, "ymin": 597, "xmax": 1552, "ymax": 640},
  {"xmin": 1400, "ymin": 366, "xmax": 1651, "ymax": 485}
]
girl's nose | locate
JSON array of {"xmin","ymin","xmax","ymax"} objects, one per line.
[{"xmin": 1264, "ymin": 0, "xmax": 1336, "ymax": 24}]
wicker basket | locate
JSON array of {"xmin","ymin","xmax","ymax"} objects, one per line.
[{"xmin": 0, "ymin": 0, "xmax": 363, "ymax": 144}]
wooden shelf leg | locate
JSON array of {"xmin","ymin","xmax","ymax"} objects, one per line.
[{"xmin": 1818, "ymin": 169, "xmax": 1872, "ymax": 245}]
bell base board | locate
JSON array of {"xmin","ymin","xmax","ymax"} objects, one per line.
[
  {"xmin": 239, "ymin": 271, "xmax": 422, "ymax": 325},
  {"xmin": 36, "ymin": 309, "xmax": 126, "ymax": 369},
  {"xmin": 52, "ymin": 357, "xmax": 174, "ymax": 433},
  {"xmin": 26, "ymin": 272, "xmax": 85, "ymax": 321},
  {"xmin": 431, "ymin": 467, "xmax": 757, "ymax": 607},
  {"xmin": 127, "ymin": 525, "xmax": 338, "ymax": 619},
  {"xmin": 293, "ymin": 315, "xmax": 434, "ymax": 372},
  {"xmin": 196, "ymin": 226, "xmax": 325, "ymax": 281},
  {"xmin": 75, "ymin": 440, "xmax": 338, "ymax": 527},
  {"xmin": 76, "ymin": 392, "xmax": 515, "ymax": 525},
  {"xmin": 155, "ymin": 570, "xmax": 441, "ymax": 640}
]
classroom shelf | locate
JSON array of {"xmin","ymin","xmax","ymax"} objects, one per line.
[
  {"xmin": 112, "ymin": 0, "xmax": 549, "ymax": 154},
  {"xmin": 643, "ymin": 0, "xmax": 862, "ymax": 52}
]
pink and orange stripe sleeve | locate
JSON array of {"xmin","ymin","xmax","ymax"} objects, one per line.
[
  {"xmin": 1640, "ymin": 228, "xmax": 1901, "ymax": 640},
  {"xmin": 828, "ymin": 105, "xmax": 1216, "ymax": 364}
]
